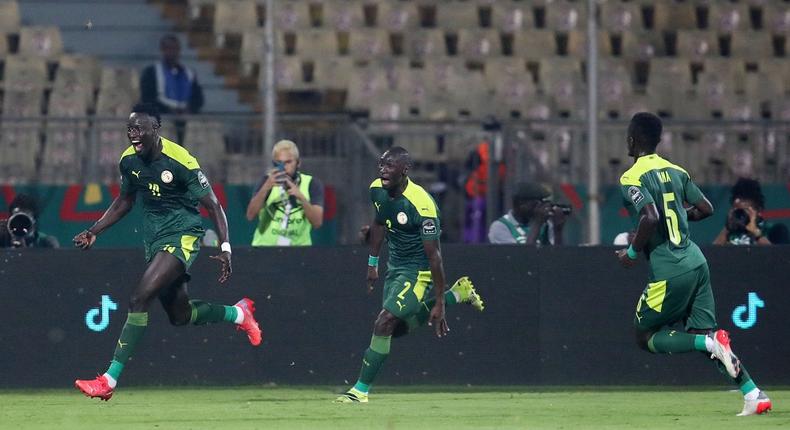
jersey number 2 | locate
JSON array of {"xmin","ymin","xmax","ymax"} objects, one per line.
[{"xmin": 662, "ymin": 192, "xmax": 682, "ymax": 245}]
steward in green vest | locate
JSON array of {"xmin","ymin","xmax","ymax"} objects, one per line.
[{"xmin": 246, "ymin": 140, "xmax": 325, "ymax": 246}]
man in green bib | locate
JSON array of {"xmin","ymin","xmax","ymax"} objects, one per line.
[
  {"xmin": 335, "ymin": 147, "xmax": 485, "ymax": 403},
  {"xmin": 617, "ymin": 112, "xmax": 771, "ymax": 416},
  {"xmin": 246, "ymin": 140, "xmax": 324, "ymax": 246}
]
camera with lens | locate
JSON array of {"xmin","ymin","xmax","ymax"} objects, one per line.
[
  {"xmin": 6, "ymin": 210, "xmax": 36, "ymax": 247},
  {"xmin": 551, "ymin": 203, "xmax": 572, "ymax": 216},
  {"xmin": 728, "ymin": 208, "xmax": 750, "ymax": 234}
]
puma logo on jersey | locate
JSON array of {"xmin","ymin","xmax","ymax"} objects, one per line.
[{"xmin": 131, "ymin": 170, "xmax": 141, "ymax": 179}]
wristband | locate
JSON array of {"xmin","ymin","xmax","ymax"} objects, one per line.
[
  {"xmin": 220, "ymin": 242, "xmax": 232, "ymax": 254},
  {"xmin": 626, "ymin": 244, "xmax": 638, "ymax": 260},
  {"xmin": 368, "ymin": 255, "xmax": 379, "ymax": 267}
]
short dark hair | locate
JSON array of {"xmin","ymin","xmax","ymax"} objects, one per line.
[
  {"xmin": 160, "ymin": 34, "xmax": 180, "ymax": 48},
  {"xmin": 512, "ymin": 183, "xmax": 550, "ymax": 207},
  {"xmin": 730, "ymin": 177, "xmax": 765, "ymax": 209},
  {"xmin": 9, "ymin": 193, "xmax": 39, "ymax": 218},
  {"xmin": 384, "ymin": 146, "xmax": 413, "ymax": 168},
  {"xmin": 131, "ymin": 102, "xmax": 161, "ymax": 127},
  {"xmin": 629, "ymin": 112, "xmax": 663, "ymax": 149}
]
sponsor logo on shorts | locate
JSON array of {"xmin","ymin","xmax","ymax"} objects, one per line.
[{"xmin": 628, "ymin": 186, "xmax": 644, "ymax": 205}]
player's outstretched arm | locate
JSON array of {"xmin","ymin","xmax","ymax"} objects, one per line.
[
  {"xmin": 366, "ymin": 221, "xmax": 385, "ymax": 294},
  {"xmin": 423, "ymin": 239, "xmax": 448, "ymax": 338},
  {"xmin": 73, "ymin": 193, "xmax": 135, "ymax": 250},
  {"xmin": 200, "ymin": 189, "xmax": 232, "ymax": 283},
  {"xmin": 616, "ymin": 203, "xmax": 659, "ymax": 268}
]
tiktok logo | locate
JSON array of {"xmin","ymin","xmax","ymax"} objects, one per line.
[
  {"xmin": 731, "ymin": 292, "xmax": 765, "ymax": 330},
  {"xmin": 85, "ymin": 295, "xmax": 118, "ymax": 332}
]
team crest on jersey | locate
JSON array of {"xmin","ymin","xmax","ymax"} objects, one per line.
[
  {"xmin": 397, "ymin": 212, "xmax": 408, "ymax": 225},
  {"xmin": 160, "ymin": 170, "xmax": 173, "ymax": 183},
  {"xmin": 422, "ymin": 219, "xmax": 437, "ymax": 235},
  {"xmin": 628, "ymin": 186, "xmax": 644, "ymax": 205},
  {"xmin": 197, "ymin": 171, "xmax": 209, "ymax": 189}
]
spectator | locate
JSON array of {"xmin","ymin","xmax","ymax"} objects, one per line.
[
  {"xmin": 488, "ymin": 182, "xmax": 568, "ymax": 245},
  {"xmin": 463, "ymin": 117, "xmax": 506, "ymax": 243},
  {"xmin": 140, "ymin": 34, "xmax": 204, "ymax": 115},
  {"xmin": 0, "ymin": 194, "xmax": 59, "ymax": 248},
  {"xmin": 713, "ymin": 178, "xmax": 773, "ymax": 246},
  {"xmin": 246, "ymin": 140, "xmax": 324, "ymax": 246}
]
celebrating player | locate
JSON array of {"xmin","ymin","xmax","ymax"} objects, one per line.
[
  {"xmin": 73, "ymin": 103, "xmax": 262, "ymax": 401},
  {"xmin": 617, "ymin": 113, "xmax": 771, "ymax": 416},
  {"xmin": 335, "ymin": 147, "xmax": 484, "ymax": 403}
]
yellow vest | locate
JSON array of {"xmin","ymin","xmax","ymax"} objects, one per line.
[{"xmin": 251, "ymin": 172, "xmax": 313, "ymax": 246}]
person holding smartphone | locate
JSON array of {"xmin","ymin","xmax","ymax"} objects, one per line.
[{"xmin": 246, "ymin": 140, "xmax": 324, "ymax": 246}]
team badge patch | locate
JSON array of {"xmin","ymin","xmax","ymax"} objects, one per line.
[
  {"xmin": 160, "ymin": 170, "xmax": 173, "ymax": 183},
  {"xmin": 197, "ymin": 171, "xmax": 209, "ymax": 189},
  {"xmin": 628, "ymin": 186, "xmax": 644, "ymax": 205},
  {"xmin": 397, "ymin": 212, "xmax": 408, "ymax": 225},
  {"xmin": 422, "ymin": 219, "xmax": 437, "ymax": 235}
]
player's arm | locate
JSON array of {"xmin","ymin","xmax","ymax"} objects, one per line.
[
  {"xmin": 423, "ymin": 238, "xmax": 449, "ymax": 338},
  {"xmin": 73, "ymin": 193, "xmax": 135, "ymax": 250},
  {"xmin": 617, "ymin": 203, "xmax": 659, "ymax": 268},
  {"xmin": 684, "ymin": 176, "xmax": 713, "ymax": 222},
  {"xmin": 199, "ymin": 189, "xmax": 232, "ymax": 283},
  {"xmin": 366, "ymin": 220, "xmax": 385, "ymax": 294}
]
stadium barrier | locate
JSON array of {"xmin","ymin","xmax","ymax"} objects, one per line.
[{"xmin": 1, "ymin": 245, "xmax": 787, "ymax": 388}]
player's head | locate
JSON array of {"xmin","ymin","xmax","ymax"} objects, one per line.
[
  {"xmin": 730, "ymin": 177, "xmax": 765, "ymax": 210},
  {"xmin": 627, "ymin": 112, "xmax": 662, "ymax": 157},
  {"xmin": 512, "ymin": 182, "xmax": 550, "ymax": 222},
  {"xmin": 128, "ymin": 103, "xmax": 161, "ymax": 157},
  {"xmin": 160, "ymin": 34, "xmax": 181, "ymax": 66},
  {"xmin": 272, "ymin": 139, "xmax": 300, "ymax": 177},
  {"xmin": 378, "ymin": 146, "xmax": 412, "ymax": 191}
]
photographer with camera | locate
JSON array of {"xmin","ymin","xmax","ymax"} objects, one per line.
[
  {"xmin": 713, "ymin": 178, "xmax": 772, "ymax": 246},
  {"xmin": 0, "ymin": 194, "xmax": 59, "ymax": 249},
  {"xmin": 488, "ymin": 182, "xmax": 569, "ymax": 245},
  {"xmin": 246, "ymin": 140, "xmax": 324, "ymax": 246}
]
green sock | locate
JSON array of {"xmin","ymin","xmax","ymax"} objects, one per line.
[
  {"xmin": 189, "ymin": 299, "xmax": 238, "ymax": 325},
  {"xmin": 356, "ymin": 335, "xmax": 391, "ymax": 390},
  {"xmin": 647, "ymin": 330, "xmax": 707, "ymax": 354},
  {"xmin": 105, "ymin": 312, "xmax": 148, "ymax": 381},
  {"xmin": 713, "ymin": 359, "xmax": 755, "ymax": 395}
]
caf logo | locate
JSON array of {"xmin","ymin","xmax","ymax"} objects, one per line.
[
  {"xmin": 397, "ymin": 212, "xmax": 408, "ymax": 225},
  {"xmin": 161, "ymin": 170, "xmax": 173, "ymax": 183}
]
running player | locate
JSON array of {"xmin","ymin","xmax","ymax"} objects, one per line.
[
  {"xmin": 617, "ymin": 112, "xmax": 771, "ymax": 416},
  {"xmin": 335, "ymin": 147, "xmax": 484, "ymax": 403},
  {"xmin": 73, "ymin": 103, "xmax": 262, "ymax": 401}
]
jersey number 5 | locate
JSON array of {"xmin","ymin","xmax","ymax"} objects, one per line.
[{"xmin": 662, "ymin": 192, "xmax": 682, "ymax": 245}]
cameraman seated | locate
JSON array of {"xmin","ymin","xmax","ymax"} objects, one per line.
[
  {"xmin": 488, "ymin": 182, "xmax": 568, "ymax": 245},
  {"xmin": 0, "ymin": 194, "xmax": 59, "ymax": 248},
  {"xmin": 713, "ymin": 178, "xmax": 772, "ymax": 246}
]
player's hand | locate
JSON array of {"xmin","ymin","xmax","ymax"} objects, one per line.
[
  {"xmin": 366, "ymin": 266, "xmax": 378, "ymax": 294},
  {"xmin": 73, "ymin": 230, "xmax": 96, "ymax": 250},
  {"xmin": 428, "ymin": 300, "xmax": 449, "ymax": 338},
  {"xmin": 616, "ymin": 248, "xmax": 637, "ymax": 268},
  {"xmin": 209, "ymin": 251, "xmax": 232, "ymax": 283}
]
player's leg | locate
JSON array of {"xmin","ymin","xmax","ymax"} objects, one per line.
[
  {"xmin": 395, "ymin": 275, "xmax": 484, "ymax": 337},
  {"xmin": 75, "ymin": 251, "xmax": 184, "ymax": 400},
  {"xmin": 686, "ymin": 265, "xmax": 771, "ymax": 415}
]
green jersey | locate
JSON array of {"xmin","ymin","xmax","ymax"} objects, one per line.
[
  {"xmin": 370, "ymin": 178, "xmax": 441, "ymax": 270},
  {"xmin": 119, "ymin": 137, "xmax": 211, "ymax": 244},
  {"xmin": 620, "ymin": 154, "xmax": 707, "ymax": 280}
]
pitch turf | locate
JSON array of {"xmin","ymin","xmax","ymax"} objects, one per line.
[{"xmin": 1, "ymin": 386, "xmax": 787, "ymax": 429}]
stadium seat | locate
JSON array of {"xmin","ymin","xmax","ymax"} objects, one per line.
[
  {"xmin": 675, "ymin": 30, "xmax": 718, "ymax": 60},
  {"xmin": 183, "ymin": 120, "xmax": 226, "ymax": 181},
  {"xmin": 18, "ymin": 26, "xmax": 63, "ymax": 60},
  {"xmin": 214, "ymin": 0, "xmax": 259, "ymax": 47},
  {"xmin": 435, "ymin": 1, "xmax": 481, "ymax": 30},
  {"xmin": 512, "ymin": 30, "xmax": 557, "ymax": 60},
  {"xmin": 565, "ymin": 30, "xmax": 612, "ymax": 57},
  {"xmin": 729, "ymin": 31, "xmax": 775, "ymax": 60},
  {"xmin": 598, "ymin": 59, "xmax": 633, "ymax": 119},
  {"xmin": 58, "ymin": 54, "xmax": 101, "ymax": 91},
  {"xmin": 94, "ymin": 120, "xmax": 127, "ymax": 183},
  {"xmin": 239, "ymin": 30, "xmax": 285, "ymax": 76},
  {"xmin": 763, "ymin": 2, "xmax": 790, "ymax": 34},
  {"xmin": 0, "ymin": 32, "xmax": 8, "ymax": 57},
  {"xmin": 651, "ymin": 2, "xmax": 698, "ymax": 31},
  {"xmin": 545, "ymin": 0, "xmax": 584, "ymax": 32},
  {"xmin": 41, "ymin": 123, "xmax": 87, "ymax": 184},
  {"xmin": 95, "ymin": 88, "xmax": 134, "ymax": 117},
  {"xmin": 702, "ymin": 58, "xmax": 746, "ymax": 94},
  {"xmin": 368, "ymin": 90, "xmax": 408, "ymax": 121},
  {"xmin": 402, "ymin": 29, "xmax": 447, "ymax": 60},
  {"xmin": 3, "ymin": 55, "xmax": 48, "ymax": 92},
  {"xmin": 421, "ymin": 58, "xmax": 466, "ymax": 92},
  {"xmin": 375, "ymin": 1, "xmax": 417, "ymax": 31},
  {"xmin": 52, "ymin": 67, "xmax": 95, "ymax": 112},
  {"xmin": 348, "ymin": 28, "xmax": 391, "ymax": 59},
  {"xmin": 619, "ymin": 30, "xmax": 665, "ymax": 59},
  {"xmin": 99, "ymin": 66, "xmax": 139, "ymax": 99},
  {"xmin": 708, "ymin": 2, "xmax": 751, "ymax": 34},
  {"xmin": 265, "ymin": 56, "xmax": 308, "ymax": 90},
  {"xmin": 313, "ymin": 56, "xmax": 354, "ymax": 90},
  {"xmin": 293, "ymin": 29, "xmax": 340, "ymax": 57},
  {"xmin": 346, "ymin": 65, "xmax": 388, "ymax": 111},
  {"xmin": 273, "ymin": 0, "xmax": 311, "ymax": 30},
  {"xmin": 483, "ymin": 57, "xmax": 530, "ymax": 93},
  {"xmin": 600, "ymin": 1, "xmax": 642, "ymax": 33},
  {"xmin": 0, "ymin": 124, "xmax": 40, "ymax": 183},
  {"xmin": 647, "ymin": 58, "xmax": 693, "ymax": 116},
  {"xmin": 491, "ymin": 0, "xmax": 534, "ymax": 33},
  {"xmin": 539, "ymin": 57, "xmax": 584, "ymax": 118},
  {"xmin": 0, "ymin": 0, "xmax": 20, "ymax": 33},
  {"xmin": 456, "ymin": 29, "xmax": 502, "ymax": 60},
  {"xmin": 2, "ymin": 89, "xmax": 42, "ymax": 118},
  {"xmin": 323, "ymin": 0, "xmax": 365, "ymax": 30},
  {"xmin": 744, "ymin": 71, "xmax": 783, "ymax": 112}
]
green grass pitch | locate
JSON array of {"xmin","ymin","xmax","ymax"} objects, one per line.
[{"xmin": 1, "ymin": 386, "xmax": 787, "ymax": 429}]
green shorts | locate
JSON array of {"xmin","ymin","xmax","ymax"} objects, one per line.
[
  {"xmin": 145, "ymin": 233, "xmax": 202, "ymax": 271},
  {"xmin": 634, "ymin": 263, "xmax": 717, "ymax": 332},
  {"xmin": 382, "ymin": 267, "xmax": 433, "ymax": 320}
]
